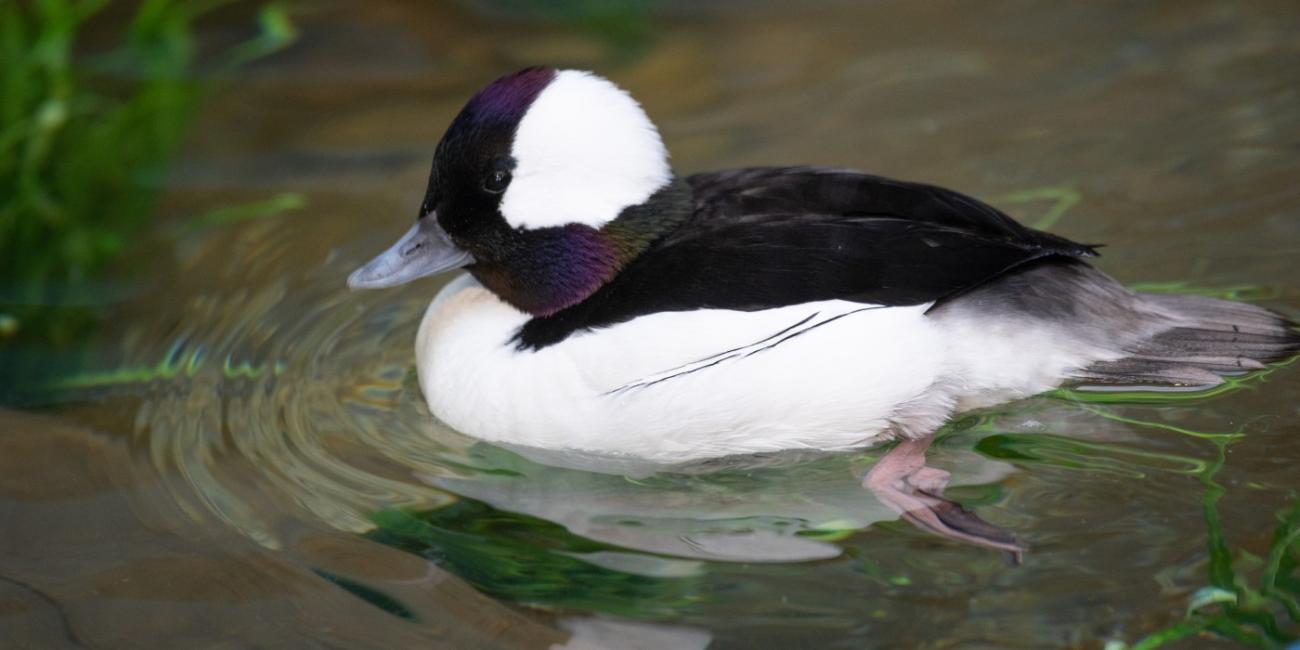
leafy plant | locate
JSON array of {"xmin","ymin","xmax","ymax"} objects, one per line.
[{"xmin": 0, "ymin": 0, "xmax": 296, "ymax": 400}]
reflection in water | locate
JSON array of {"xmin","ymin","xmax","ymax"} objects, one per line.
[
  {"xmin": 429, "ymin": 443, "xmax": 1012, "ymax": 563},
  {"xmin": 555, "ymin": 617, "xmax": 713, "ymax": 650},
  {"xmin": 6, "ymin": 0, "xmax": 1300, "ymax": 647}
]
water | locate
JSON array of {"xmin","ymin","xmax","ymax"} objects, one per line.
[{"xmin": 3, "ymin": 1, "xmax": 1300, "ymax": 647}]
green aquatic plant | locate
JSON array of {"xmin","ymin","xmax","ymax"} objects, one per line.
[
  {"xmin": 1127, "ymin": 444, "xmax": 1300, "ymax": 647},
  {"xmin": 0, "ymin": 0, "xmax": 296, "ymax": 401},
  {"xmin": 312, "ymin": 569, "xmax": 417, "ymax": 621},
  {"xmin": 916, "ymin": 383, "xmax": 1300, "ymax": 646},
  {"xmin": 367, "ymin": 499, "xmax": 701, "ymax": 617},
  {"xmin": 1027, "ymin": 399, "xmax": 1300, "ymax": 646},
  {"xmin": 994, "ymin": 186, "xmax": 1081, "ymax": 231}
]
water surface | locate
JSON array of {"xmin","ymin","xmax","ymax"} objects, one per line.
[{"xmin": 3, "ymin": 1, "xmax": 1300, "ymax": 647}]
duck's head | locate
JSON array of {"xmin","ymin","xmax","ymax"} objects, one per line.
[{"xmin": 347, "ymin": 67, "xmax": 688, "ymax": 316}]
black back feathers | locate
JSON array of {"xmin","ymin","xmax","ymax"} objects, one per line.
[{"xmin": 516, "ymin": 166, "xmax": 1098, "ymax": 349}]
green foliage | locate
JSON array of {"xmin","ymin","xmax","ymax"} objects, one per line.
[
  {"xmin": 367, "ymin": 499, "xmax": 701, "ymax": 617},
  {"xmin": 1022, "ymin": 402, "xmax": 1300, "ymax": 647},
  {"xmin": 1128, "ymin": 450, "xmax": 1300, "ymax": 648},
  {"xmin": 175, "ymin": 191, "xmax": 305, "ymax": 233},
  {"xmin": 0, "ymin": 0, "xmax": 295, "ymax": 400},
  {"xmin": 993, "ymin": 186, "xmax": 1081, "ymax": 231}
]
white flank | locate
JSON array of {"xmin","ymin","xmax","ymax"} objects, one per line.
[
  {"xmin": 499, "ymin": 70, "xmax": 672, "ymax": 230},
  {"xmin": 414, "ymin": 277, "xmax": 1123, "ymax": 462},
  {"xmin": 417, "ymin": 279, "xmax": 940, "ymax": 461}
]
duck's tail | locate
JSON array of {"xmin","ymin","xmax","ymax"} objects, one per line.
[{"xmin": 1075, "ymin": 292, "xmax": 1300, "ymax": 388}]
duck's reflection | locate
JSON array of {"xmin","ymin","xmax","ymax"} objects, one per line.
[{"xmin": 421, "ymin": 441, "xmax": 1016, "ymax": 564}]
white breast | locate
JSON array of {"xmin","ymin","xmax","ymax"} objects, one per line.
[{"xmin": 415, "ymin": 276, "xmax": 954, "ymax": 462}]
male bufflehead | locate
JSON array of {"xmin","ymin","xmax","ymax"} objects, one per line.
[{"xmin": 348, "ymin": 68, "xmax": 1300, "ymax": 553}]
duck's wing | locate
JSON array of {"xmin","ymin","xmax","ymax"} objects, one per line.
[
  {"xmin": 682, "ymin": 166, "xmax": 1093, "ymax": 259},
  {"xmin": 516, "ymin": 166, "xmax": 1097, "ymax": 349}
]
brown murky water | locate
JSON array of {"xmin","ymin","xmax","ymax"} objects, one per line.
[{"xmin": 4, "ymin": 1, "xmax": 1300, "ymax": 647}]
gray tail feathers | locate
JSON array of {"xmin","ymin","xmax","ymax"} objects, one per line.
[{"xmin": 1077, "ymin": 293, "xmax": 1300, "ymax": 387}]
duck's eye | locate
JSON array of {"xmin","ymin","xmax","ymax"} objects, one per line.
[{"xmin": 484, "ymin": 169, "xmax": 511, "ymax": 194}]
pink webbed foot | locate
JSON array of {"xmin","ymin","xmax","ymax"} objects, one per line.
[{"xmin": 863, "ymin": 436, "xmax": 1025, "ymax": 560}]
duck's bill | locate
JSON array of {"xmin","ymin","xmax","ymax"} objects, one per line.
[{"xmin": 346, "ymin": 217, "xmax": 473, "ymax": 290}]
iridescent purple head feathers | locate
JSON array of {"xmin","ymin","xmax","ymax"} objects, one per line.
[
  {"xmin": 382, "ymin": 68, "xmax": 682, "ymax": 318},
  {"xmin": 454, "ymin": 67, "xmax": 556, "ymax": 130}
]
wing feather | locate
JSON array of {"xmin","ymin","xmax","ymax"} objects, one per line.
[{"xmin": 516, "ymin": 166, "xmax": 1097, "ymax": 349}]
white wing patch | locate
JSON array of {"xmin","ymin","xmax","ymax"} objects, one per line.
[{"xmin": 605, "ymin": 306, "xmax": 883, "ymax": 395}]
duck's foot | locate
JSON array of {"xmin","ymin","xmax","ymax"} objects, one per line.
[{"xmin": 863, "ymin": 435, "xmax": 1025, "ymax": 560}]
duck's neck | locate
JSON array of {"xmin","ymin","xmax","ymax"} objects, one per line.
[{"xmin": 470, "ymin": 178, "xmax": 693, "ymax": 316}]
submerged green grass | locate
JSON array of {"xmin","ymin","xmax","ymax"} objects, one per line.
[
  {"xmin": 993, "ymin": 392, "xmax": 1300, "ymax": 647},
  {"xmin": 1117, "ymin": 418, "xmax": 1300, "ymax": 647},
  {"xmin": 366, "ymin": 499, "xmax": 701, "ymax": 617}
]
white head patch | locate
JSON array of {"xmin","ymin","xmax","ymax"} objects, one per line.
[{"xmin": 499, "ymin": 70, "xmax": 672, "ymax": 230}]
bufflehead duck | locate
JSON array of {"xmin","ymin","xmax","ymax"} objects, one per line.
[{"xmin": 348, "ymin": 67, "xmax": 1300, "ymax": 553}]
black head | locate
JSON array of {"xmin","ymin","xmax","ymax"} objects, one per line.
[{"xmin": 348, "ymin": 67, "xmax": 682, "ymax": 316}]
